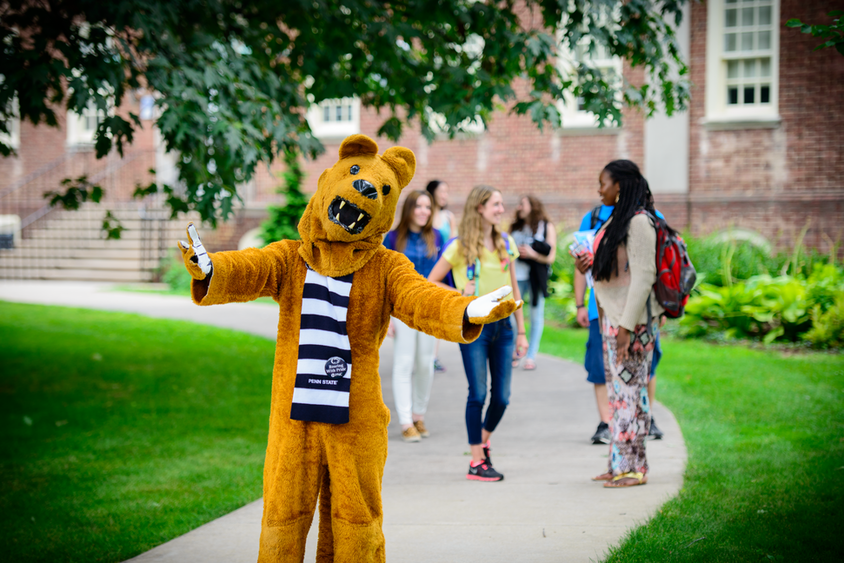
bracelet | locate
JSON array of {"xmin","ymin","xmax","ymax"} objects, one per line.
[
  {"xmin": 518, "ymin": 332, "xmax": 526, "ymax": 335},
  {"xmin": 576, "ymin": 304, "xmax": 585, "ymax": 309}
]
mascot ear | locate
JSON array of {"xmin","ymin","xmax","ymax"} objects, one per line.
[
  {"xmin": 382, "ymin": 146, "xmax": 416, "ymax": 190},
  {"xmin": 339, "ymin": 134, "xmax": 379, "ymax": 160}
]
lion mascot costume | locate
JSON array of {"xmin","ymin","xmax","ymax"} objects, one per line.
[{"xmin": 178, "ymin": 134, "xmax": 519, "ymax": 562}]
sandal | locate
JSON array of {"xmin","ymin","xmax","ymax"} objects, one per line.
[
  {"xmin": 591, "ymin": 472, "xmax": 613, "ymax": 482},
  {"xmin": 511, "ymin": 358, "xmax": 521, "ymax": 368},
  {"xmin": 603, "ymin": 472, "xmax": 648, "ymax": 488},
  {"xmin": 523, "ymin": 359, "xmax": 536, "ymax": 371}
]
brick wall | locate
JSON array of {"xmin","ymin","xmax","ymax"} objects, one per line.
[{"xmin": 688, "ymin": 0, "xmax": 844, "ymax": 252}]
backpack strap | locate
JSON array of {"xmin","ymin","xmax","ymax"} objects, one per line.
[{"xmin": 589, "ymin": 206, "xmax": 602, "ymax": 229}]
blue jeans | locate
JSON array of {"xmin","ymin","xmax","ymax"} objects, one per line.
[
  {"xmin": 459, "ymin": 318, "xmax": 514, "ymax": 445},
  {"xmin": 516, "ymin": 279, "xmax": 545, "ymax": 360}
]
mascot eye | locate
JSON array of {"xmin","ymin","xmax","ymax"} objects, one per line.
[
  {"xmin": 382, "ymin": 185, "xmax": 391, "ymax": 195},
  {"xmin": 350, "ymin": 165, "xmax": 360, "ymax": 175}
]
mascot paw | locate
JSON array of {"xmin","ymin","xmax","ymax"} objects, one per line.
[
  {"xmin": 178, "ymin": 223, "xmax": 213, "ymax": 280},
  {"xmin": 467, "ymin": 286, "xmax": 522, "ymax": 324}
]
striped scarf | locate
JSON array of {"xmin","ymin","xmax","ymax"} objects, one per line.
[{"xmin": 290, "ymin": 267, "xmax": 354, "ymax": 424}]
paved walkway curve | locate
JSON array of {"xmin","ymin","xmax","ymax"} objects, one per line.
[{"xmin": 0, "ymin": 281, "xmax": 687, "ymax": 563}]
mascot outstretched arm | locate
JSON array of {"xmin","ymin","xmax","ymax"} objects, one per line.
[{"xmin": 179, "ymin": 134, "xmax": 519, "ymax": 563}]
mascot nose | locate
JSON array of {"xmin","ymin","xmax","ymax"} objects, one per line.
[{"xmin": 353, "ymin": 179, "xmax": 378, "ymax": 200}]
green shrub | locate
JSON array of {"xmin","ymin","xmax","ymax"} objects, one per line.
[
  {"xmin": 804, "ymin": 292, "xmax": 844, "ymax": 349},
  {"xmin": 680, "ymin": 275, "xmax": 811, "ymax": 343},
  {"xmin": 547, "ymin": 234, "xmax": 580, "ymax": 327},
  {"xmin": 259, "ymin": 149, "xmax": 309, "ymax": 245},
  {"xmin": 161, "ymin": 252, "xmax": 192, "ymax": 293}
]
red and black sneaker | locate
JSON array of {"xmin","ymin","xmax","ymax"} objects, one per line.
[
  {"xmin": 467, "ymin": 460, "xmax": 504, "ymax": 482},
  {"xmin": 482, "ymin": 440, "xmax": 492, "ymax": 465}
]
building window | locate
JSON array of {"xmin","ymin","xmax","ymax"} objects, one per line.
[
  {"xmin": 557, "ymin": 38, "xmax": 623, "ymax": 129},
  {"xmin": 706, "ymin": 0, "xmax": 780, "ymax": 124},
  {"xmin": 1, "ymin": 97, "xmax": 20, "ymax": 151},
  {"xmin": 67, "ymin": 101, "xmax": 105, "ymax": 147},
  {"xmin": 307, "ymin": 97, "xmax": 360, "ymax": 139}
]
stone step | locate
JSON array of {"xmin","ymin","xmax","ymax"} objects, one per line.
[
  {"xmin": 0, "ymin": 204, "xmax": 200, "ymax": 282},
  {"xmin": 0, "ymin": 256, "xmax": 154, "ymax": 271},
  {"xmin": 14, "ymin": 237, "xmax": 146, "ymax": 251},
  {"xmin": 25, "ymin": 226, "xmax": 182, "ymax": 241}
]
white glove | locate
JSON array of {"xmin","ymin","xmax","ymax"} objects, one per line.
[
  {"xmin": 178, "ymin": 223, "xmax": 212, "ymax": 276},
  {"xmin": 467, "ymin": 286, "xmax": 521, "ymax": 318}
]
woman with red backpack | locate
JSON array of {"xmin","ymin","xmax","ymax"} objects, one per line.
[{"xmin": 580, "ymin": 160, "xmax": 667, "ymax": 488}]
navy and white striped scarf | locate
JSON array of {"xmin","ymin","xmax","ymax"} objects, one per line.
[{"xmin": 290, "ymin": 267, "xmax": 354, "ymax": 424}]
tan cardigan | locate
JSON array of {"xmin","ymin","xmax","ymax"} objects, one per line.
[{"xmin": 593, "ymin": 214, "xmax": 664, "ymax": 331}]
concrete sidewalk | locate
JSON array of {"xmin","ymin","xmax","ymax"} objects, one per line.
[{"xmin": 1, "ymin": 281, "xmax": 687, "ymax": 563}]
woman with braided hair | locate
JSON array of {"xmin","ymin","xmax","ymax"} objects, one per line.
[{"xmin": 579, "ymin": 160, "xmax": 665, "ymax": 488}]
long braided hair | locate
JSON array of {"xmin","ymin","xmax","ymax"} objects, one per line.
[{"xmin": 593, "ymin": 160, "xmax": 657, "ymax": 282}]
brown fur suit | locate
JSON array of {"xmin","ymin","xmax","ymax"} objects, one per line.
[{"xmin": 179, "ymin": 134, "xmax": 518, "ymax": 562}]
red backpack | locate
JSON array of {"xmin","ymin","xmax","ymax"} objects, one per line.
[{"xmin": 636, "ymin": 211, "xmax": 697, "ymax": 319}]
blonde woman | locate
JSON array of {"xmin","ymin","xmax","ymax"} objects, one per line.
[{"xmin": 428, "ymin": 185, "xmax": 528, "ymax": 482}]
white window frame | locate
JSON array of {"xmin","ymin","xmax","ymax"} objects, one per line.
[
  {"xmin": 556, "ymin": 25, "xmax": 623, "ymax": 130},
  {"xmin": 306, "ymin": 97, "xmax": 360, "ymax": 140},
  {"xmin": 1, "ymin": 97, "xmax": 20, "ymax": 150},
  {"xmin": 67, "ymin": 100, "xmax": 107, "ymax": 147},
  {"xmin": 705, "ymin": 0, "xmax": 780, "ymax": 127}
]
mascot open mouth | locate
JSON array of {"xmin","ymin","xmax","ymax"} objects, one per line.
[{"xmin": 328, "ymin": 197, "xmax": 371, "ymax": 235}]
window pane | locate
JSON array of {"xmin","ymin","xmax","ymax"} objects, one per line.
[
  {"xmin": 728, "ymin": 87, "xmax": 739, "ymax": 104},
  {"xmin": 758, "ymin": 31, "xmax": 771, "ymax": 50},
  {"xmin": 727, "ymin": 60, "xmax": 740, "ymax": 78},
  {"xmin": 324, "ymin": 106, "xmax": 330, "ymax": 122},
  {"xmin": 336, "ymin": 106, "xmax": 342, "ymax": 121},
  {"xmin": 348, "ymin": 105, "xmax": 353, "ymax": 121},
  {"xmin": 759, "ymin": 57, "xmax": 771, "ymax": 77},
  {"xmin": 744, "ymin": 86, "xmax": 755, "ymax": 104},
  {"xmin": 743, "ymin": 59, "xmax": 756, "ymax": 78},
  {"xmin": 726, "ymin": 9, "xmax": 738, "ymax": 27},
  {"xmin": 760, "ymin": 85, "xmax": 770, "ymax": 103},
  {"xmin": 741, "ymin": 7, "xmax": 754, "ymax": 26},
  {"xmin": 725, "ymin": 33, "xmax": 737, "ymax": 51},
  {"xmin": 741, "ymin": 32, "xmax": 754, "ymax": 51},
  {"xmin": 726, "ymin": 0, "xmax": 737, "ymax": 3},
  {"xmin": 759, "ymin": 6, "xmax": 772, "ymax": 25}
]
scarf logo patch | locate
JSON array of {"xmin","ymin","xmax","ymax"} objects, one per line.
[{"xmin": 325, "ymin": 357, "xmax": 349, "ymax": 378}]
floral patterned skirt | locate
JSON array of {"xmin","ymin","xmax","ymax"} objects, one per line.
[{"xmin": 602, "ymin": 317, "xmax": 659, "ymax": 477}]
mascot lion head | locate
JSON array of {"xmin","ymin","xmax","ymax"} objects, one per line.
[{"xmin": 298, "ymin": 134, "xmax": 416, "ymax": 277}]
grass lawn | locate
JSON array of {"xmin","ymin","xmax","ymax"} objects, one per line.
[
  {"xmin": 540, "ymin": 325, "xmax": 844, "ymax": 562},
  {"xmin": 0, "ymin": 301, "xmax": 276, "ymax": 563}
]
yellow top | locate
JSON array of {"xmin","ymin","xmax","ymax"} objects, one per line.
[{"xmin": 443, "ymin": 234, "xmax": 519, "ymax": 299}]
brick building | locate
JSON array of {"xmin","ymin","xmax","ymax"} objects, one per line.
[{"xmin": 2, "ymin": 0, "xmax": 842, "ymax": 265}]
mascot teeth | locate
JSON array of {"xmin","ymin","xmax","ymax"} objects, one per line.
[{"xmin": 328, "ymin": 196, "xmax": 371, "ymax": 235}]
